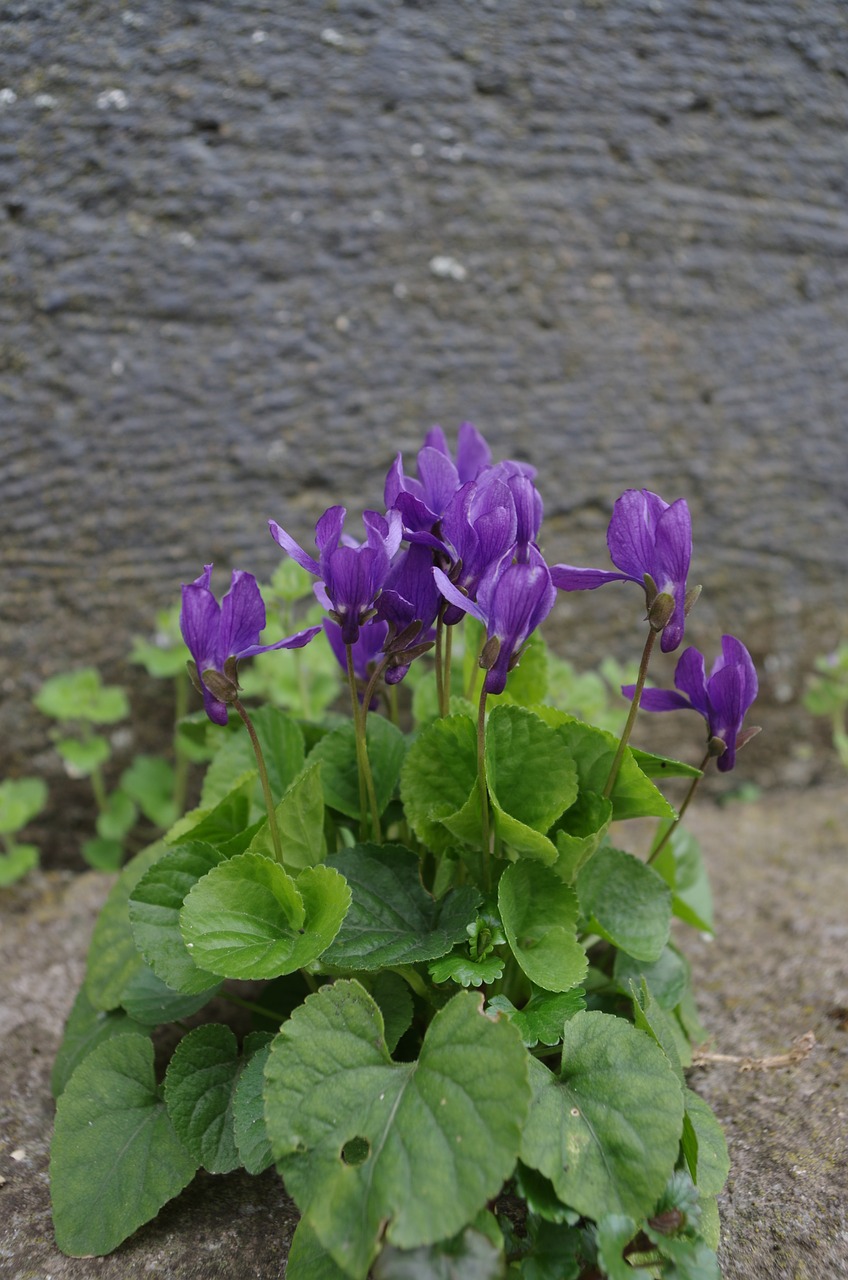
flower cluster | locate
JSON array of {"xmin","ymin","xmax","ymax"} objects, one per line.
[
  {"xmin": 181, "ymin": 422, "xmax": 758, "ymax": 770},
  {"xmin": 268, "ymin": 423, "xmax": 556, "ymax": 696}
]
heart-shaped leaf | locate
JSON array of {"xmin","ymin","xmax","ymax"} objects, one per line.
[
  {"xmin": 576, "ymin": 847, "xmax": 671, "ymax": 962},
  {"xmin": 485, "ymin": 705, "xmax": 577, "ymax": 835},
  {"xmin": 499, "ymin": 862, "xmax": 587, "ymax": 993},
  {"xmin": 520, "ymin": 1010, "xmax": 683, "ymax": 1222},
  {"xmin": 129, "ymin": 841, "xmax": 227, "ymax": 995},
  {"xmin": 400, "ymin": 714, "xmax": 478, "ymax": 853},
  {"xmin": 232, "ymin": 1037, "xmax": 276, "ymax": 1176},
  {"xmin": 163, "ymin": 1024, "xmax": 244, "ymax": 1174},
  {"xmin": 85, "ymin": 842, "xmax": 167, "ymax": 1011},
  {"xmin": 180, "ymin": 853, "xmax": 350, "ymax": 979},
  {"xmin": 323, "ymin": 843, "xmax": 480, "ymax": 970},
  {"xmin": 201, "ymin": 705, "xmax": 305, "ymax": 810},
  {"xmin": 248, "ymin": 761, "xmax": 326, "ymax": 870},
  {"xmin": 50, "ymin": 1034, "xmax": 197, "ymax": 1256},
  {"xmin": 310, "ymin": 715, "xmax": 406, "ymax": 819},
  {"xmin": 534, "ymin": 710, "xmax": 674, "ymax": 821},
  {"xmin": 265, "ymin": 981, "xmax": 531, "ymax": 1278},
  {"xmin": 51, "ymin": 985, "xmax": 144, "ymax": 1099}
]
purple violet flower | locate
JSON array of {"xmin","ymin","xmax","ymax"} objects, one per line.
[
  {"xmin": 623, "ymin": 635, "xmax": 760, "ymax": 771},
  {"xmin": 434, "ymin": 548, "xmax": 557, "ymax": 695},
  {"xmin": 438, "ymin": 478, "xmax": 518, "ymax": 626},
  {"xmin": 269, "ymin": 506, "xmax": 402, "ymax": 646},
  {"xmin": 550, "ymin": 488, "xmax": 695, "ymax": 652},
  {"xmin": 180, "ymin": 565, "xmax": 320, "ymax": 725},
  {"xmin": 374, "ymin": 543, "xmax": 441, "ymax": 682},
  {"xmin": 384, "ymin": 422, "xmax": 492, "ymax": 533}
]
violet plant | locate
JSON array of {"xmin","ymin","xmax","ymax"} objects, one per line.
[{"xmin": 49, "ymin": 426, "xmax": 761, "ymax": 1279}]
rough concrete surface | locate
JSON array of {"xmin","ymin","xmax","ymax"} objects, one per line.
[
  {"xmin": 1, "ymin": 782, "xmax": 846, "ymax": 1278},
  {"xmin": 2, "ymin": 1, "xmax": 848, "ymax": 857}
]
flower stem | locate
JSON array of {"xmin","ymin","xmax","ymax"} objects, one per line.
[
  {"xmin": 435, "ymin": 613, "xmax": 446, "ymax": 716},
  {"xmin": 233, "ymin": 698, "xmax": 282, "ymax": 862},
  {"xmin": 443, "ymin": 622, "xmax": 453, "ymax": 710},
  {"xmin": 602, "ymin": 626, "xmax": 657, "ymax": 800},
  {"xmin": 647, "ymin": 749, "xmax": 710, "ymax": 865},
  {"xmin": 477, "ymin": 684, "xmax": 491, "ymax": 891},
  {"xmin": 346, "ymin": 645, "xmax": 382, "ymax": 843}
]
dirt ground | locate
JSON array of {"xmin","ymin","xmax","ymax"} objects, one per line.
[{"xmin": 1, "ymin": 783, "xmax": 846, "ymax": 1279}]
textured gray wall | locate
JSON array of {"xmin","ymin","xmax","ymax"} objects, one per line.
[{"xmin": 3, "ymin": 1, "xmax": 847, "ymax": 855}]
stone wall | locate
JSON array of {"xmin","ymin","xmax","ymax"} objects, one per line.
[{"xmin": 3, "ymin": 1, "xmax": 847, "ymax": 856}]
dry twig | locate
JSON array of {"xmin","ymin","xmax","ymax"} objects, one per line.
[{"xmin": 690, "ymin": 1030, "xmax": 816, "ymax": 1071}]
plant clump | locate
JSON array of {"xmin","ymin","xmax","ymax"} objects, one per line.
[{"xmin": 49, "ymin": 423, "xmax": 760, "ymax": 1278}]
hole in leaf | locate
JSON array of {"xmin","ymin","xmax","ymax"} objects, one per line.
[{"xmin": 341, "ymin": 1136, "xmax": 370, "ymax": 1166}]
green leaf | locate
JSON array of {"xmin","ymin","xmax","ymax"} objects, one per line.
[
  {"xmin": 129, "ymin": 634, "xmax": 187, "ymax": 679},
  {"xmin": 535, "ymin": 710, "xmax": 675, "ymax": 821},
  {"xmin": 56, "ymin": 734, "xmax": 111, "ymax": 776},
  {"xmin": 500, "ymin": 634, "xmax": 548, "ymax": 708},
  {"xmin": 400, "ymin": 714, "xmax": 478, "ymax": 853},
  {"xmin": 373, "ymin": 1225, "xmax": 508, "ymax": 1279},
  {"xmin": 51, "ymin": 985, "xmax": 144, "ymax": 1098},
  {"xmin": 615, "ymin": 944, "xmax": 689, "ymax": 1011},
  {"xmin": 85, "ymin": 842, "xmax": 167, "ymax": 1011},
  {"xmin": 248, "ymin": 761, "xmax": 326, "ymax": 870},
  {"xmin": 630, "ymin": 978, "xmax": 686, "ymax": 1084},
  {"xmin": 232, "ymin": 1039, "xmax": 275, "ymax": 1175},
  {"xmin": 649, "ymin": 1237, "xmax": 720, "ymax": 1280},
  {"xmin": 201, "ymin": 706, "xmax": 306, "ymax": 811},
  {"xmin": 499, "ymin": 862, "xmax": 587, "ymax": 993},
  {"xmin": 265, "ymin": 982, "xmax": 531, "ymax": 1278},
  {"xmin": 166, "ymin": 773, "xmax": 256, "ymax": 848},
  {"xmin": 488, "ymin": 988, "xmax": 586, "ymax": 1048},
  {"xmin": 164, "ymin": 1024, "xmax": 244, "ymax": 1174},
  {"xmin": 95, "ymin": 788, "xmax": 137, "ymax": 841},
  {"xmin": 699, "ymin": 1197, "xmax": 720, "ymax": 1251},
  {"xmin": 180, "ymin": 854, "xmax": 350, "ymax": 980},
  {"xmin": 369, "ymin": 971, "xmax": 415, "ymax": 1053},
  {"xmin": 35, "ymin": 667, "xmax": 130, "ymax": 725},
  {"xmin": 486, "ymin": 706, "xmax": 577, "ymax": 834},
  {"xmin": 683, "ymin": 1090, "xmax": 730, "ymax": 1196},
  {"xmin": 491, "ymin": 803, "xmax": 558, "ymax": 865},
  {"xmin": 552, "ymin": 791, "xmax": 612, "ymax": 883},
  {"xmin": 651, "ymin": 825, "xmax": 714, "ymax": 933},
  {"xmin": 0, "ymin": 844, "xmax": 39, "ymax": 885},
  {"xmin": 630, "ymin": 748, "xmax": 702, "ymax": 779},
  {"xmin": 310, "ymin": 715, "xmax": 406, "ymax": 819},
  {"xmin": 323, "ymin": 843, "xmax": 480, "ymax": 970},
  {"xmin": 120, "ymin": 754, "xmax": 177, "ymax": 828},
  {"xmin": 519, "ymin": 1218, "xmax": 584, "ymax": 1279},
  {"xmin": 429, "ymin": 951, "xmax": 505, "ymax": 988},
  {"xmin": 513, "ymin": 1164, "xmax": 579, "ymax": 1226},
  {"xmin": 520, "ymin": 1010, "xmax": 684, "ymax": 1222},
  {"xmin": 240, "ymin": 641, "xmax": 341, "ymax": 720},
  {"xmin": 596, "ymin": 1214, "xmax": 651, "ymax": 1280},
  {"xmin": 81, "ymin": 836, "xmax": 125, "ymax": 870},
  {"xmin": 129, "ymin": 841, "xmax": 228, "ymax": 995},
  {"xmin": 50, "ymin": 1034, "xmax": 197, "ymax": 1256},
  {"xmin": 576, "ymin": 847, "xmax": 672, "ymax": 962},
  {"xmin": 0, "ymin": 776, "xmax": 47, "ymax": 834},
  {"xmin": 119, "ymin": 961, "xmax": 220, "ymax": 1026},
  {"xmin": 285, "ymin": 1216, "xmax": 352, "ymax": 1280}
]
